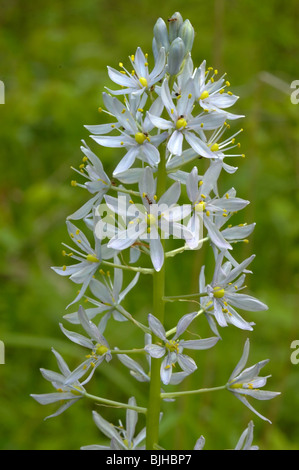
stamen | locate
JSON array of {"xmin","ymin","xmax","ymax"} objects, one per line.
[
  {"xmin": 176, "ymin": 117, "xmax": 187, "ymax": 129},
  {"xmin": 139, "ymin": 77, "xmax": 148, "ymax": 88}
]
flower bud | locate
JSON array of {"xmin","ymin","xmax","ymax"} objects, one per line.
[
  {"xmin": 167, "ymin": 37, "xmax": 185, "ymax": 76},
  {"xmin": 168, "ymin": 12, "xmax": 183, "ymax": 42},
  {"xmin": 153, "ymin": 17, "xmax": 170, "ymax": 51},
  {"xmin": 179, "ymin": 19, "xmax": 194, "ymax": 54}
]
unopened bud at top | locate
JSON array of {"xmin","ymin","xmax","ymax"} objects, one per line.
[
  {"xmin": 168, "ymin": 12, "xmax": 183, "ymax": 42},
  {"xmin": 167, "ymin": 37, "xmax": 185, "ymax": 76},
  {"xmin": 179, "ymin": 19, "xmax": 194, "ymax": 54},
  {"xmin": 153, "ymin": 17, "xmax": 170, "ymax": 51}
]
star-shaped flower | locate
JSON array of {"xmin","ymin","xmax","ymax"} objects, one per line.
[
  {"xmin": 106, "ymin": 46, "xmax": 166, "ymax": 96},
  {"xmin": 226, "ymin": 339, "xmax": 280, "ymax": 422},
  {"xmin": 145, "ymin": 312, "xmax": 219, "ymax": 385}
]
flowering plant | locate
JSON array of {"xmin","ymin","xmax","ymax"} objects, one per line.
[{"xmin": 31, "ymin": 12, "xmax": 280, "ymax": 450}]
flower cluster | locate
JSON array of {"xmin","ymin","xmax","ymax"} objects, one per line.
[{"xmin": 32, "ymin": 12, "xmax": 279, "ymax": 450}]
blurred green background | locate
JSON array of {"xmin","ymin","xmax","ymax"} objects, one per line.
[{"xmin": 1, "ymin": 0, "xmax": 299, "ymax": 450}]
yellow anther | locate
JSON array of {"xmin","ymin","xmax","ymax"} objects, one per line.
[
  {"xmin": 214, "ymin": 69, "xmax": 218, "ymax": 75},
  {"xmin": 76, "ymin": 229, "xmax": 80, "ymax": 235},
  {"xmin": 227, "ymin": 91, "xmax": 233, "ymax": 96},
  {"xmin": 71, "ymin": 180, "xmax": 77, "ymax": 186},
  {"xmin": 120, "ymin": 141, "xmax": 124, "ymax": 145},
  {"xmin": 86, "ymin": 254, "xmax": 99, "ymax": 263},
  {"xmin": 213, "ymin": 287, "xmax": 225, "ymax": 298},
  {"xmin": 144, "ymin": 62, "xmax": 148, "ymax": 67},
  {"xmin": 62, "ymin": 250, "xmax": 66, "ymax": 256},
  {"xmin": 165, "ymin": 340, "xmax": 179, "ymax": 353},
  {"xmin": 206, "ymin": 210, "xmax": 210, "ymax": 217},
  {"xmin": 121, "ymin": 108, "xmax": 126, "ymax": 114},
  {"xmin": 129, "ymin": 199, "xmax": 134, "ymax": 204},
  {"xmin": 199, "ymin": 90, "xmax": 209, "ymax": 100},
  {"xmin": 201, "ymin": 194, "xmax": 206, "ymax": 199},
  {"xmin": 98, "ymin": 107, "xmax": 102, "ymax": 113},
  {"xmin": 79, "ymin": 163, "xmax": 85, "ymax": 169},
  {"xmin": 225, "ymin": 193, "xmax": 229, "ymax": 199},
  {"xmin": 135, "ymin": 132, "xmax": 147, "ymax": 145},
  {"xmin": 82, "ymin": 156, "xmax": 88, "ymax": 162},
  {"xmin": 153, "ymin": 195, "xmax": 157, "ymax": 200},
  {"xmin": 139, "ymin": 77, "xmax": 148, "ymax": 88},
  {"xmin": 176, "ymin": 117, "xmax": 187, "ymax": 129},
  {"xmin": 62, "ymin": 265, "xmax": 67, "ymax": 271},
  {"xmin": 70, "ymin": 233, "xmax": 74, "ymax": 238},
  {"xmin": 137, "ymin": 108, "xmax": 143, "ymax": 112},
  {"xmin": 131, "ymin": 70, "xmax": 135, "ymax": 75},
  {"xmin": 147, "ymin": 213, "xmax": 156, "ymax": 225},
  {"xmin": 188, "ymin": 93, "xmax": 192, "ymax": 99},
  {"xmin": 219, "ymin": 89, "xmax": 224, "ymax": 94},
  {"xmin": 195, "ymin": 201, "xmax": 205, "ymax": 212},
  {"xmin": 199, "ymin": 180, "xmax": 203, "ymax": 186},
  {"xmin": 243, "ymin": 239, "xmax": 249, "ymax": 244},
  {"xmin": 225, "ymin": 81, "xmax": 231, "ymax": 87},
  {"xmin": 171, "ymin": 108, "xmax": 174, "ymax": 114},
  {"xmin": 119, "ymin": 62, "xmax": 123, "ymax": 67},
  {"xmin": 210, "ymin": 143, "xmax": 219, "ymax": 152},
  {"xmin": 95, "ymin": 343, "xmax": 109, "ymax": 356},
  {"xmin": 210, "ymin": 77, "xmax": 214, "ymax": 83}
]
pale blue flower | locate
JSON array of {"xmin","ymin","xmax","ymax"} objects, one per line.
[
  {"xmin": 63, "ymin": 258, "xmax": 140, "ymax": 330},
  {"xmin": 185, "ymin": 163, "xmax": 249, "ymax": 250},
  {"xmin": 30, "ymin": 349, "xmax": 85, "ymax": 420},
  {"xmin": 145, "ymin": 312, "xmax": 219, "ymax": 385},
  {"xmin": 226, "ymin": 339, "xmax": 280, "ymax": 422},
  {"xmin": 193, "ymin": 60, "xmax": 244, "ymax": 120},
  {"xmin": 60, "ymin": 305, "xmax": 112, "ymax": 385},
  {"xmin": 82, "ymin": 399, "xmax": 146, "ymax": 450},
  {"xmin": 52, "ymin": 219, "xmax": 114, "ymax": 308},
  {"xmin": 147, "ymin": 78, "xmax": 226, "ymax": 156},
  {"xmin": 106, "ymin": 46, "xmax": 166, "ymax": 96},
  {"xmin": 106, "ymin": 167, "xmax": 192, "ymax": 271},
  {"xmin": 234, "ymin": 421, "xmax": 258, "ymax": 450},
  {"xmin": 89, "ymin": 93, "xmax": 167, "ymax": 175},
  {"xmin": 68, "ymin": 140, "xmax": 110, "ymax": 220},
  {"xmin": 199, "ymin": 251, "xmax": 268, "ymax": 331}
]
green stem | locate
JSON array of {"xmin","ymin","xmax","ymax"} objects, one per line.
[
  {"xmin": 165, "ymin": 237, "xmax": 209, "ymax": 258},
  {"xmin": 102, "ymin": 260, "xmax": 154, "ymax": 275},
  {"xmin": 164, "ymin": 292, "xmax": 209, "ymax": 302},
  {"xmin": 83, "ymin": 391, "xmax": 147, "ymax": 413},
  {"xmin": 160, "ymin": 385, "xmax": 226, "ymax": 399},
  {"xmin": 146, "ymin": 146, "xmax": 167, "ymax": 450},
  {"xmin": 110, "ymin": 185, "xmax": 140, "ymax": 198},
  {"xmin": 165, "ymin": 308, "xmax": 204, "ymax": 337},
  {"xmin": 115, "ymin": 304, "xmax": 150, "ymax": 333},
  {"xmin": 111, "ymin": 348, "xmax": 146, "ymax": 355}
]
